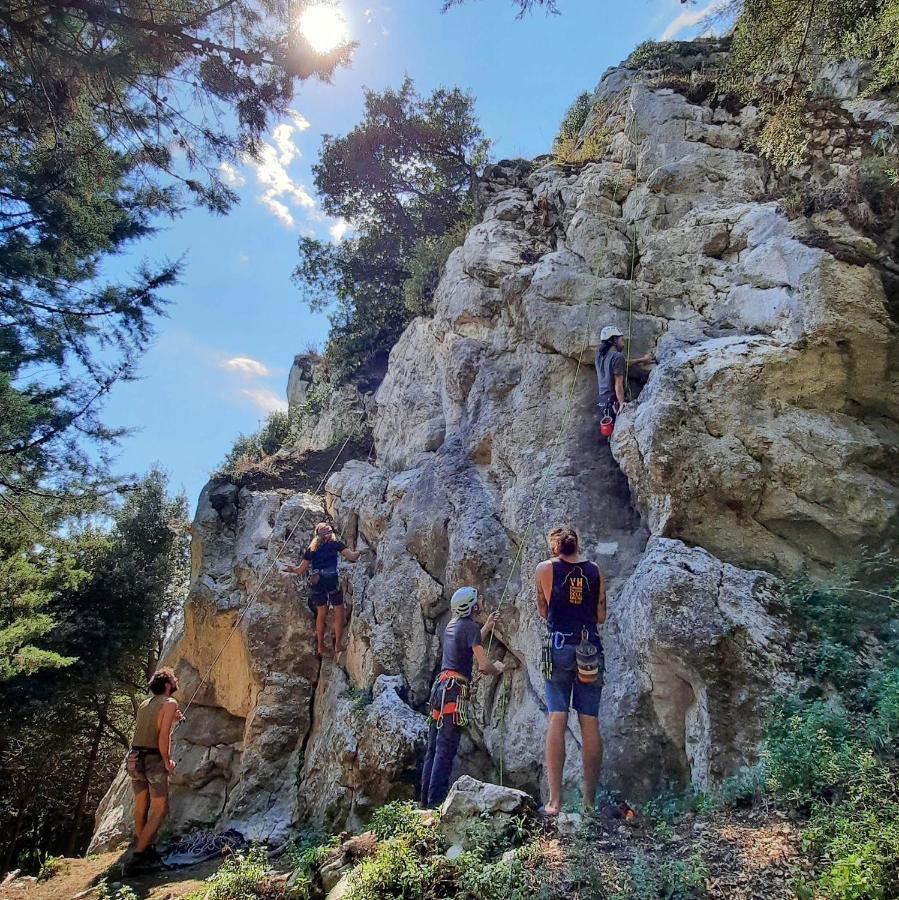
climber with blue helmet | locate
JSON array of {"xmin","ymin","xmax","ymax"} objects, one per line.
[{"xmin": 420, "ymin": 586, "xmax": 506, "ymax": 807}]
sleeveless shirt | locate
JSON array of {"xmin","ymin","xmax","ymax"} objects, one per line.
[
  {"xmin": 132, "ymin": 694, "xmax": 166, "ymax": 749},
  {"xmin": 548, "ymin": 559, "xmax": 601, "ymax": 643}
]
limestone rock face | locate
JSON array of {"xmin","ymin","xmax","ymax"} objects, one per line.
[
  {"xmin": 93, "ymin": 42, "xmax": 899, "ymax": 847},
  {"xmin": 602, "ymin": 538, "xmax": 793, "ymax": 798}
]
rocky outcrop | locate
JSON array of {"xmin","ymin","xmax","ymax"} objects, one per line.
[{"xmin": 93, "ymin": 41, "xmax": 898, "ymax": 848}]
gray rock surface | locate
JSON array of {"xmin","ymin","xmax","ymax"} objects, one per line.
[
  {"xmin": 92, "ymin": 44, "xmax": 899, "ymax": 847},
  {"xmin": 439, "ymin": 776, "xmax": 536, "ymax": 848}
]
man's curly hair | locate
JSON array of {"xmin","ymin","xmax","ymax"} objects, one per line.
[{"xmin": 148, "ymin": 667, "xmax": 178, "ymax": 695}]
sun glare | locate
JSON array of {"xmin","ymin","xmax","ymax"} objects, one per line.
[{"xmin": 299, "ymin": 4, "xmax": 350, "ymax": 55}]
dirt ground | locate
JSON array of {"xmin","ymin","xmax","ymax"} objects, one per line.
[{"xmin": 0, "ymin": 852, "xmax": 222, "ymax": 900}]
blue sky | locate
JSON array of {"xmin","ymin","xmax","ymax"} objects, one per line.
[{"xmin": 102, "ymin": 0, "xmax": 718, "ymax": 508}]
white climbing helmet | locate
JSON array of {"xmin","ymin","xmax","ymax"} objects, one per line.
[
  {"xmin": 450, "ymin": 586, "xmax": 479, "ymax": 618},
  {"xmin": 600, "ymin": 325, "xmax": 624, "ymax": 342}
]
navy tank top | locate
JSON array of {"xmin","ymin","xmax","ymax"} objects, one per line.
[{"xmin": 548, "ymin": 559, "xmax": 601, "ymax": 643}]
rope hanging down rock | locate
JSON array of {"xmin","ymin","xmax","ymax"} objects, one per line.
[
  {"xmin": 179, "ymin": 432, "xmax": 357, "ymax": 722},
  {"xmin": 485, "ymin": 98, "xmax": 642, "ymax": 783}
]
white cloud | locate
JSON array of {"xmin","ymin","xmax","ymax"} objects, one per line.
[
  {"xmin": 219, "ymin": 161, "xmax": 246, "ymax": 188},
  {"xmin": 246, "ymin": 116, "xmax": 317, "ymax": 229},
  {"xmin": 272, "ymin": 123, "xmax": 300, "ymax": 165},
  {"xmin": 329, "ymin": 218, "xmax": 350, "ymax": 242},
  {"xmin": 241, "ymin": 388, "xmax": 288, "ymax": 413},
  {"xmin": 288, "ymin": 110, "xmax": 311, "ymax": 131},
  {"xmin": 220, "ymin": 356, "xmax": 271, "ymax": 378},
  {"xmin": 238, "ymin": 254, "xmax": 250, "ymax": 265},
  {"xmin": 260, "ymin": 195, "xmax": 296, "ymax": 229},
  {"xmin": 660, "ymin": 0, "xmax": 729, "ymax": 40},
  {"xmin": 364, "ymin": 7, "xmax": 374, "ymax": 22}
]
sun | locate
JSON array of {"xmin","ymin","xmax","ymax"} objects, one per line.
[{"xmin": 299, "ymin": 4, "xmax": 350, "ymax": 55}]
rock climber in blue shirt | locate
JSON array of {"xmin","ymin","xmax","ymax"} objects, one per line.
[{"xmin": 287, "ymin": 521, "xmax": 360, "ymax": 657}]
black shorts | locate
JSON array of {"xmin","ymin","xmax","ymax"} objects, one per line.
[{"xmin": 310, "ymin": 589, "xmax": 343, "ymax": 609}]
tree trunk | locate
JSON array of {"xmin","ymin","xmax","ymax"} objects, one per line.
[{"xmin": 64, "ymin": 696, "xmax": 108, "ymax": 857}]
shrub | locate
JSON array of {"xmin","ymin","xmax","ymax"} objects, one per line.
[
  {"xmin": 185, "ymin": 846, "xmax": 273, "ymax": 899},
  {"xmin": 218, "ymin": 411, "xmax": 290, "ymax": 478},
  {"xmin": 96, "ymin": 883, "xmax": 139, "ymax": 900},
  {"xmin": 553, "ymin": 91, "xmax": 593, "ymax": 155},
  {"xmin": 456, "ymin": 851, "xmax": 532, "ymax": 900},
  {"xmin": 285, "ymin": 831, "xmax": 338, "ymax": 900},
  {"xmin": 403, "ymin": 220, "xmax": 471, "ymax": 317},
  {"xmin": 36, "ymin": 855, "xmax": 67, "ymax": 882},
  {"xmin": 763, "ymin": 699, "xmax": 856, "ymax": 803},
  {"xmin": 622, "ymin": 850, "xmax": 708, "ymax": 900},
  {"xmin": 368, "ymin": 801, "xmax": 434, "ymax": 844}
]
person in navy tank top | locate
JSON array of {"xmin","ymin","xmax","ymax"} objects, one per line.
[{"xmin": 535, "ymin": 525, "xmax": 606, "ymax": 816}]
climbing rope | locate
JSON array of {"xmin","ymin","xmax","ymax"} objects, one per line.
[
  {"xmin": 179, "ymin": 431, "xmax": 357, "ymax": 721},
  {"xmin": 483, "ymin": 95, "xmax": 643, "ymax": 783}
]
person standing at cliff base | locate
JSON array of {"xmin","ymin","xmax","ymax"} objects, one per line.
[
  {"xmin": 125, "ymin": 667, "xmax": 181, "ymax": 871},
  {"xmin": 288, "ymin": 521, "xmax": 360, "ymax": 657},
  {"xmin": 420, "ymin": 587, "xmax": 506, "ymax": 808},
  {"xmin": 536, "ymin": 525, "xmax": 606, "ymax": 815},
  {"xmin": 595, "ymin": 324, "xmax": 655, "ymax": 423}
]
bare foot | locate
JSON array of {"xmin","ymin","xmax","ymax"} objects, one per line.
[
  {"xmin": 540, "ymin": 803, "xmax": 561, "ymax": 817},
  {"xmin": 317, "ymin": 646, "xmax": 333, "ymax": 658}
]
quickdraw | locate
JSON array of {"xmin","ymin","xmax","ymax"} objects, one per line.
[{"xmin": 541, "ymin": 629, "xmax": 554, "ymax": 680}]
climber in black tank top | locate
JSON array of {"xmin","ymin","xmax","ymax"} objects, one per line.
[
  {"xmin": 547, "ymin": 558, "xmax": 602, "ymax": 644},
  {"xmin": 535, "ymin": 525, "xmax": 607, "ymax": 817}
]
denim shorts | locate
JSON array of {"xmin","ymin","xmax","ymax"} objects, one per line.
[{"xmin": 544, "ymin": 644, "xmax": 603, "ymax": 717}]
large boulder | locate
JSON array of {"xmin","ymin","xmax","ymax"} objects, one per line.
[
  {"xmin": 602, "ymin": 538, "xmax": 793, "ymax": 799},
  {"xmin": 439, "ymin": 776, "xmax": 536, "ymax": 848}
]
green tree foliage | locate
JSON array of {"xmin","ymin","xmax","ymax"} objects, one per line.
[
  {"xmin": 553, "ymin": 91, "xmax": 594, "ymax": 153},
  {"xmin": 727, "ymin": 0, "xmax": 899, "ymax": 166},
  {"xmin": 0, "ymin": 0, "xmax": 353, "ymax": 511},
  {"xmin": 293, "ymin": 78, "xmax": 489, "ymax": 381},
  {"xmin": 219, "ymin": 411, "xmax": 291, "ymax": 477},
  {"xmin": 752, "ymin": 553, "xmax": 899, "ymax": 899},
  {"xmin": 1, "ymin": 0, "xmax": 351, "ymax": 678},
  {"xmin": 0, "ymin": 469, "xmax": 190, "ymax": 870}
]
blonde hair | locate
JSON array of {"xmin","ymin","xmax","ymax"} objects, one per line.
[{"xmin": 548, "ymin": 525, "xmax": 579, "ymax": 557}]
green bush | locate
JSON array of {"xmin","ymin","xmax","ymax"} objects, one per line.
[
  {"xmin": 620, "ymin": 851, "xmax": 708, "ymax": 900},
  {"xmin": 36, "ymin": 854, "xmax": 67, "ymax": 882},
  {"xmin": 456, "ymin": 851, "xmax": 532, "ymax": 900},
  {"xmin": 403, "ymin": 220, "xmax": 471, "ymax": 317},
  {"xmin": 185, "ymin": 846, "xmax": 273, "ymax": 900},
  {"xmin": 286, "ymin": 831, "xmax": 339, "ymax": 899},
  {"xmin": 218, "ymin": 411, "xmax": 290, "ymax": 477},
  {"xmin": 345, "ymin": 835, "xmax": 444, "ymax": 900},
  {"xmin": 763, "ymin": 699, "xmax": 856, "ymax": 803},
  {"xmin": 368, "ymin": 800, "xmax": 433, "ymax": 843},
  {"xmin": 552, "ymin": 91, "xmax": 593, "ymax": 155}
]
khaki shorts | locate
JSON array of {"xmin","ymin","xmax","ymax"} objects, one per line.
[{"xmin": 127, "ymin": 748, "xmax": 169, "ymax": 798}]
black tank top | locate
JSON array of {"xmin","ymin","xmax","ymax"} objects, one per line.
[{"xmin": 548, "ymin": 559, "xmax": 601, "ymax": 642}]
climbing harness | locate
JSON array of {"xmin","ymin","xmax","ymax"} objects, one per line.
[
  {"xmin": 178, "ymin": 432, "xmax": 358, "ymax": 724},
  {"xmin": 479, "ymin": 95, "xmax": 643, "ymax": 784},
  {"xmin": 576, "ymin": 628, "xmax": 601, "ymax": 686},
  {"xmin": 430, "ymin": 670, "xmax": 471, "ymax": 729}
]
